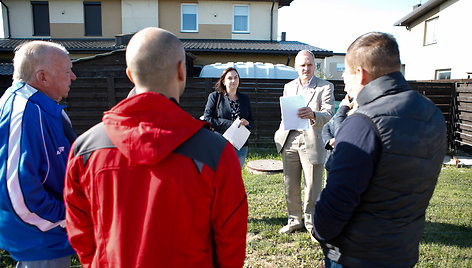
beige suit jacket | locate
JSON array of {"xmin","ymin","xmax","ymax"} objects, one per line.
[{"xmin": 274, "ymin": 76, "xmax": 335, "ymax": 165}]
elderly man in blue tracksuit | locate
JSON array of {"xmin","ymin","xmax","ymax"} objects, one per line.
[{"xmin": 0, "ymin": 41, "xmax": 77, "ymax": 267}]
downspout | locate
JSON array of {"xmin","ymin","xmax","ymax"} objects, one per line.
[
  {"xmin": 0, "ymin": 1, "xmax": 10, "ymax": 38},
  {"xmin": 270, "ymin": 0, "xmax": 275, "ymax": 42}
]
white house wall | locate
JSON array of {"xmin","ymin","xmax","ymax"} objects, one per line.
[
  {"xmin": 198, "ymin": 2, "xmax": 229, "ymax": 25},
  {"xmin": 323, "ymin": 54, "xmax": 345, "ymax": 80},
  {"xmin": 3, "ymin": 0, "xmax": 280, "ymax": 40},
  {"xmin": 0, "ymin": 4, "xmax": 9, "ymax": 38},
  {"xmin": 190, "ymin": 1, "xmax": 277, "ymax": 40},
  {"xmin": 401, "ymin": 0, "xmax": 472, "ymax": 80},
  {"xmin": 3, "ymin": 0, "xmax": 32, "ymax": 38},
  {"xmin": 159, "ymin": 0, "xmax": 277, "ymax": 40},
  {"xmin": 230, "ymin": 2, "xmax": 277, "ymax": 40},
  {"xmin": 49, "ymin": 0, "xmax": 83, "ymax": 24},
  {"xmin": 122, "ymin": 0, "xmax": 159, "ymax": 34}
]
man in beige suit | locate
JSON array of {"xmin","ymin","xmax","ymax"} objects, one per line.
[{"xmin": 274, "ymin": 50, "xmax": 334, "ymax": 236}]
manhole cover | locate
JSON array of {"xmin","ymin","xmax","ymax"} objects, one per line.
[{"xmin": 246, "ymin": 159, "xmax": 283, "ymax": 175}]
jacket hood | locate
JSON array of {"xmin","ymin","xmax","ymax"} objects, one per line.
[{"xmin": 102, "ymin": 92, "xmax": 206, "ymax": 165}]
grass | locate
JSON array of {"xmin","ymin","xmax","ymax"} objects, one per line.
[
  {"xmin": 243, "ymin": 153, "xmax": 472, "ymax": 267},
  {"xmin": 1, "ymin": 153, "xmax": 471, "ymax": 267}
]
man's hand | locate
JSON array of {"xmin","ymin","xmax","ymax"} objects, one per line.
[
  {"xmin": 340, "ymin": 94, "xmax": 354, "ymax": 109},
  {"xmin": 329, "ymin": 138, "xmax": 335, "ymax": 148},
  {"xmin": 297, "ymin": 107, "xmax": 315, "ymax": 120}
]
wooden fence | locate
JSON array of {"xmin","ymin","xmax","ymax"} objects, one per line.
[
  {"xmin": 0, "ymin": 75, "xmax": 460, "ymax": 151},
  {"xmin": 59, "ymin": 77, "xmax": 455, "ymax": 151},
  {"xmin": 452, "ymin": 82, "xmax": 472, "ymax": 151}
]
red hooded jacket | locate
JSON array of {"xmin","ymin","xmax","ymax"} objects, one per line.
[{"xmin": 64, "ymin": 92, "xmax": 248, "ymax": 267}]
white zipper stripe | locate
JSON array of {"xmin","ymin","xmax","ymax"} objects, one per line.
[{"xmin": 6, "ymin": 85, "xmax": 65, "ymax": 232}]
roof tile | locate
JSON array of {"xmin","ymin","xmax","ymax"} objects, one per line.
[{"xmin": 0, "ymin": 38, "xmax": 332, "ymax": 56}]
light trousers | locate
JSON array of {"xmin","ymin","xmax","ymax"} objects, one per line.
[{"xmin": 282, "ymin": 131, "xmax": 324, "ymax": 229}]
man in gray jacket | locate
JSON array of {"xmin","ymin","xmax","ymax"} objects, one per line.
[{"xmin": 274, "ymin": 50, "xmax": 334, "ymax": 235}]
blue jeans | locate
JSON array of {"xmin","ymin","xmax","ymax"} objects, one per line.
[
  {"xmin": 235, "ymin": 146, "xmax": 248, "ymax": 169},
  {"xmin": 16, "ymin": 256, "xmax": 71, "ymax": 268},
  {"xmin": 325, "ymin": 257, "xmax": 345, "ymax": 268}
]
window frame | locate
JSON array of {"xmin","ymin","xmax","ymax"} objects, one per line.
[
  {"xmin": 181, "ymin": 3, "xmax": 198, "ymax": 33},
  {"xmin": 435, "ymin": 69, "xmax": 451, "ymax": 80},
  {"xmin": 232, "ymin": 5, "xmax": 249, "ymax": 33},
  {"xmin": 31, "ymin": 1, "xmax": 50, "ymax": 36},
  {"xmin": 424, "ymin": 16, "xmax": 438, "ymax": 46},
  {"xmin": 84, "ymin": 1, "xmax": 102, "ymax": 36}
]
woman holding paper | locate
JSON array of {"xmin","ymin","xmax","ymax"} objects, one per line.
[{"xmin": 203, "ymin": 67, "xmax": 254, "ymax": 168}]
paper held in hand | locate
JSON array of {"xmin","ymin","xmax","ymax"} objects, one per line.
[
  {"xmin": 280, "ymin": 95, "xmax": 309, "ymax": 130},
  {"xmin": 223, "ymin": 118, "xmax": 251, "ymax": 150}
]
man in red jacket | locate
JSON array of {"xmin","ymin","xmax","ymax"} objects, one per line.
[{"xmin": 63, "ymin": 27, "xmax": 248, "ymax": 268}]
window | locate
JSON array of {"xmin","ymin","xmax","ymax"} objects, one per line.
[
  {"xmin": 424, "ymin": 17, "xmax": 438, "ymax": 46},
  {"xmin": 435, "ymin": 69, "xmax": 451, "ymax": 80},
  {"xmin": 233, "ymin": 5, "xmax": 249, "ymax": 33},
  {"xmin": 336, "ymin": 63, "xmax": 345, "ymax": 72},
  {"xmin": 31, "ymin": 1, "xmax": 50, "ymax": 36},
  {"xmin": 84, "ymin": 2, "xmax": 102, "ymax": 36},
  {"xmin": 181, "ymin": 4, "xmax": 197, "ymax": 32}
]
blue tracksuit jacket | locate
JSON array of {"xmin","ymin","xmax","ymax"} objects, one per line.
[{"xmin": 0, "ymin": 82, "xmax": 75, "ymax": 261}]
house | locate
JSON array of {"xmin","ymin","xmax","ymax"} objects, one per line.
[
  {"xmin": 0, "ymin": 0, "xmax": 333, "ymax": 76},
  {"xmin": 394, "ymin": 0, "xmax": 471, "ymax": 80},
  {"xmin": 322, "ymin": 53, "xmax": 345, "ymax": 80}
]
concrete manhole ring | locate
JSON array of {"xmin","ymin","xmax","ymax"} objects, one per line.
[{"xmin": 246, "ymin": 159, "xmax": 283, "ymax": 174}]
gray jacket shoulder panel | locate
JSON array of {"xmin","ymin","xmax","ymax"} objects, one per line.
[
  {"xmin": 174, "ymin": 128, "xmax": 228, "ymax": 172},
  {"xmin": 73, "ymin": 123, "xmax": 115, "ymax": 165}
]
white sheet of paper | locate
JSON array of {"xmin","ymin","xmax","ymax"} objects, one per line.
[
  {"xmin": 223, "ymin": 118, "xmax": 251, "ymax": 150},
  {"xmin": 280, "ymin": 95, "xmax": 309, "ymax": 130}
]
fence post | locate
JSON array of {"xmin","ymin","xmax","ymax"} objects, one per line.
[{"xmin": 451, "ymin": 83, "xmax": 458, "ymax": 152}]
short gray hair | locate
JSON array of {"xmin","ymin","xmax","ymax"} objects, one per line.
[
  {"xmin": 296, "ymin": 50, "xmax": 315, "ymax": 61},
  {"xmin": 13, "ymin": 41, "xmax": 69, "ymax": 83}
]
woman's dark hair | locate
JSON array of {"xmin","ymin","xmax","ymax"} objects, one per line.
[{"xmin": 214, "ymin": 67, "xmax": 240, "ymax": 94}]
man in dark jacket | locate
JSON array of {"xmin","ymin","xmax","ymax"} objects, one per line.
[{"xmin": 313, "ymin": 32, "xmax": 447, "ymax": 268}]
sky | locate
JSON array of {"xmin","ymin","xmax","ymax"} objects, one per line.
[{"xmin": 278, "ymin": 0, "xmax": 423, "ymax": 53}]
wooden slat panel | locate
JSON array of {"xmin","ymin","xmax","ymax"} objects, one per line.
[{"xmin": 0, "ymin": 72, "xmax": 460, "ymax": 151}]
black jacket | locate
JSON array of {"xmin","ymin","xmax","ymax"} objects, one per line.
[
  {"xmin": 203, "ymin": 91, "xmax": 254, "ymax": 146},
  {"xmin": 320, "ymin": 72, "xmax": 447, "ymax": 268},
  {"xmin": 321, "ymin": 105, "xmax": 351, "ymax": 172}
]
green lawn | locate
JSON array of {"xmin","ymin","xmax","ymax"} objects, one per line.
[
  {"xmin": 244, "ymin": 154, "xmax": 472, "ymax": 267},
  {"xmin": 1, "ymin": 155, "xmax": 471, "ymax": 267}
]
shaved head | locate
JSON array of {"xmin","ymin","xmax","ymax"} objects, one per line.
[{"xmin": 126, "ymin": 28, "xmax": 186, "ymax": 98}]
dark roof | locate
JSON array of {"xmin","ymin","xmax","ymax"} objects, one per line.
[
  {"xmin": 278, "ymin": 0, "xmax": 293, "ymax": 7},
  {"xmin": 0, "ymin": 63, "xmax": 13, "ymax": 75},
  {"xmin": 394, "ymin": 0, "xmax": 448, "ymax": 27},
  {"xmin": 72, "ymin": 48, "xmax": 125, "ymax": 64},
  {"xmin": 181, "ymin": 39, "xmax": 333, "ymax": 57},
  {"xmin": 244, "ymin": 0, "xmax": 293, "ymax": 7},
  {"xmin": 0, "ymin": 38, "xmax": 333, "ymax": 57},
  {"xmin": 0, "ymin": 38, "xmax": 120, "ymax": 53}
]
